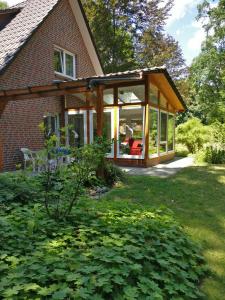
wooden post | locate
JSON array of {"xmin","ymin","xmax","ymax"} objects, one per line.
[
  {"xmin": 114, "ymin": 87, "xmax": 118, "ymax": 161},
  {"xmin": 96, "ymin": 85, "xmax": 104, "ymax": 137},
  {"xmin": 158, "ymin": 90, "xmax": 161, "ymax": 157},
  {"xmin": 144, "ymin": 75, "xmax": 149, "ymax": 165}
]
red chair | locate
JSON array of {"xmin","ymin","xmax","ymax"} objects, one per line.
[{"xmin": 129, "ymin": 139, "xmax": 143, "ymax": 155}]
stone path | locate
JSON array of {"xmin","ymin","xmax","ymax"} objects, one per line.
[{"xmin": 121, "ymin": 157, "xmax": 194, "ymax": 178}]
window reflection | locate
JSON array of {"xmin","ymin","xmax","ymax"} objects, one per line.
[
  {"xmin": 118, "ymin": 107, "xmax": 144, "ymax": 157},
  {"xmin": 160, "ymin": 112, "xmax": 167, "ymax": 153},
  {"xmin": 149, "ymin": 84, "xmax": 159, "ymax": 105},
  {"xmin": 149, "ymin": 109, "xmax": 158, "ymax": 157},
  {"xmin": 118, "ymin": 85, "xmax": 144, "ymax": 104},
  {"xmin": 168, "ymin": 114, "xmax": 174, "ymax": 151}
]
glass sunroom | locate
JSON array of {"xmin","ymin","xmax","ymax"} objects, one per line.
[
  {"xmin": 0, "ymin": 67, "xmax": 186, "ymax": 169},
  {"xmin": 64, "ymin": 68, "xmax": 186, "ymax": 167}
]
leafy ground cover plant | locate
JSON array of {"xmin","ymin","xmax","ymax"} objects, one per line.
[
  {"xmin": 0, "ymin": 172, "xmax": 40, "ymax": 205},
  {"xmin": 0, "ymin": 200, "xmax": 207, "ymax": 299}
]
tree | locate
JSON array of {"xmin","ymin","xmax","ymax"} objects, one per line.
[
  {"xmin": 81, "ymin": 0, "xmax": 188, "ymax": 78},
  {"xmin": 0, "ymin": 1, "xmax": 8, "ymax": 9},
  {"xmin": 139, "ymin": 32, "xmax": 187, "ymax": 80},
  {"xmin": 189, "ymin": 0, "xmax": 225, "ymax": 124}
]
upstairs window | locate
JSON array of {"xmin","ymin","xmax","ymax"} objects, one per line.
[{"xmin": 54, "ymin": 47, "xmax": 76, "ymax": 79}]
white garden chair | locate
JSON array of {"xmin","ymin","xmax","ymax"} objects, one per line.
[{"xmin": 20, "ymin": 148, "xmax": 36, "ymax": 172}]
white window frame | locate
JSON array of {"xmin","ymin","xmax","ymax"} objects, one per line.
[
  {"xmin": 117, "ymin": 106, "xmax": 145, "ymax": 160},
  {"xmin": 159, "ymin": 109, "xmax": 168, "ymax": 156},
  {"xmin": 149, "ymin": 106, "xmax": 159, "ymax": 159},
  {"xmin": 65, "ymin": 110, "xmax": 87, "ymax": 147},
  {"xmin": 168, "ymin": 113, "xmax": 175, "ymax": 153},
  {"xmin": 54, "ymin": 46, "xmax": 76, "ymax": 80},
  {"xmin": 89, "ymin": 109, "xmax": 114, "ymax": 158}
]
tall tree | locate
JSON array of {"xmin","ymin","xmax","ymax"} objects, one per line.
[
  {"xmin": 81, "ymin": 0, "xmax": 185, "ymax": 76},
  {"xmin": 0, "ymin": 1, "xmax": 8, "ymax": 9},
  {"xmin": 189, "ymin": 0, "xmax": 225, "ymax": 123},
  {"xmin": 139, "ymin": 32, "xmax": 187, "ymax": 80}
]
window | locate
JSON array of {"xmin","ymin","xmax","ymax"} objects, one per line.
[
  {"xmin": 67, "ymin": 111, "xmax": 87, "ymax": 148},
  {"xmin": 43, "ymin": 114, "xmax": 60, "ymax": 138},
  {"xmin": 104, "ymin": 89, "xmax": 114, "ymax": 105},
  {"xmin": 149, "ymin": 84, "xmax": 159, "ymax": 105},
  {"xmin": 54, "ymin": 47, "xmax": 75, "ymax": 79},
  {"xmin": 160, "ymin": 112, "xmax": 167, "ymax": 153},
  {"xmin": 90, "ymin": 109, "xmax": 114, "ymax": 156},
  {"xmin": 168, "ymin": 114, "xmax": 175, "ymax": 151},
  {"xmin": 160, "ymin": 94, "xmax": 167, "ymax": 109},
  {"xmin": 118, "ymin": 106, "xmax": 144, "ymax": 158},
  {"xmin": 118, "ymin": 85, "xmax": 145, "ymax": 104},
  {"xmin": 149, "ymin": 108, "xmax": 159, "ymax": 157}
]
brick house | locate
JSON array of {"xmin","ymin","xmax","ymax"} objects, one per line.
[
  {"xmin": 0, "ymin": 0, "xmax": 186, "ymax": 171},
  {"xmin": 0, "ymin": 0, "xmax": 103, "ymax": 171}
]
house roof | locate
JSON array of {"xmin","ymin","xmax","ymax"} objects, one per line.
[
  {"xmin": 0, "ymin": 67, "xmax": 186, "ymax": 111},
  {"xmin": 0, "ymin": 0, "xmax": 103, "ymax": 75}
]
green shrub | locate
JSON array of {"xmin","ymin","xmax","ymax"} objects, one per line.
[
  {"xmin": 0, "ymin": 202, "xmax": 207, "ymax": 299},
  {"xmin": 0, "ymin": 172, "xmax": 40, "ymax": 204},
  {"xmin": 176, "ymin": 118, "xmax": 210, "ymax": 153},
  {"xmin": 103, "ymin": 163, "xmax": 126, "ymax": 186},
  {"xmin": 175, "ymin": 143, "xmax": 190, "ymax": 157},
  {"xmin": 205, "ymin": 146, "xmax": 225, "ymax": 164}
]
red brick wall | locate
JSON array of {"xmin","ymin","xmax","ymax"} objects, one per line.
[{"xmin": 0, "ymin": 0, "xmax": 98, "ymax": 170}]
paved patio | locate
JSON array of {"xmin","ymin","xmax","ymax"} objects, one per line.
[{"xmin": 121, "ymin": 157, "xmax": 194, "ymax": 178}]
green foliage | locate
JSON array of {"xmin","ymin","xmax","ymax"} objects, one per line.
[
  {"xmin": 0, "ymin": 201, "xmax": 207, "ymax": 299},
  {"xmin": 188, "ymin": 0, "xmax": 225, "ymax": 124},
  {"xmin": 0, "ymin": 172, "xmax": 40, "ymax": 205},
  {"xmin": 195, "ymin": 121, "xmax": 225, "ymax": 164},
  {"xmin": 38, "ymin": 132, "xmax": 111, "ymax": 221},
  {"xmin": 103, "ymin": 163, "xmax": 126, "ymax": 186},
  {"xmin": 82, "ymin": 0, "xmax": 186, "ymax": 79},
  {"xmin": 204, "ymin": 146, "xmax": 225, "ymax": 164},
  {"xmin": 0, "ymin": 1, "xmax": 7, "ymax": 9},
  {"xmin": 176, "ymin": 118, "xmax": 210, "ymax": 153}
]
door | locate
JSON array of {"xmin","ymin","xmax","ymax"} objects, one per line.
[{"xmin": 66, "ymin": 111, "xmax": 87, "ymax": 147}]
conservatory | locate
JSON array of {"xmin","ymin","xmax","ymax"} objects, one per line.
[
  {"xmin": 64, "ymin": 68, "xmax": 186, "ymax": 167},
  {"xmin": 0, "ymin": 67, "xmax": 186, "ymax": 168}
]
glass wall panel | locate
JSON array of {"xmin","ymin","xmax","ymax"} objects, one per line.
[
  {"xmin": 160, "ymin": 112, "xmax": 167, "ymax": 153},
  {"xmin": 149, "ymin": 84, "xmax": 159, "ymax": 105},
  {"xmin": 149, "ymin": 109, "xmax": 158, "ymax": 157},
  {"xmin": 104, "ymin": 89, "xmax": 114, "ymax": 105},
  {"xmin": 160, "ymin": 94, "xmax": 167, "ymax": 109},
  {"xmin": 90, "ymin": 110, "xmax": 114, "ymax": 155},
  {"xmin": 118, "ymin": 107, "xmax": 144, "ymax": 157},
  {"xmin": 118, "ymin": 85, "xmax": 144, "ymax": 104},
  {"xmin": 168, "ymin": 114, "xmax": 175, "ymax": 151},
  {"xmin": 68, "ymin": 113, "xmax": 85, "ymax": 148}
]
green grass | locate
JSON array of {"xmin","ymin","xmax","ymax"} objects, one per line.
[{"xmin": 101, "ymin": 165, "xmax": 225, "ymax": 300}]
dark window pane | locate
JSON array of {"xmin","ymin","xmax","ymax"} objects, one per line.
[
  {"xmin": 65, "ymin": 53, "xmax": 74, "ymax": 78},
  {"xmin": 160, "ymin": 112, "xmax": 167, "ymax": 153},
  {"xmin": 68, "ymin": 114, "xmax": 84, "ymax": 148},
  {"xmin": 168, "ymin": 114, "xmax": 174, "ymax": 151},
  {"xmin": 54, "ymin": 50, "xmax": 63, "ymax": 73},
  {"xmin": 149, "ymin": 109, "xmax": 158, "ymax": 156},
  {"xmin": 149, "ymin": 84, "xmax": 158, "ymax": 105}
]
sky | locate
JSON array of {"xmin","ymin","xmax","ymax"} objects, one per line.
[{"xmin": 6, "ymin": 0, "xmax": 217, "ymax": 66}]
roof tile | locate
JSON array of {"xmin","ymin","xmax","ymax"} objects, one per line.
[{"xmin": 0, "ymin": 0, "xmax": 60, "ymax": 74}]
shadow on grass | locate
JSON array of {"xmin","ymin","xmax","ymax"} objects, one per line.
[{"xmin": 102, "ymin": 165, "xmax": 225, "ymax": 300}]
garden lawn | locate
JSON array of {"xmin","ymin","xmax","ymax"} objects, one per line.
[{"xmin": 102, "ymin": 165, "xmax": 225, "ymax": 300}]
